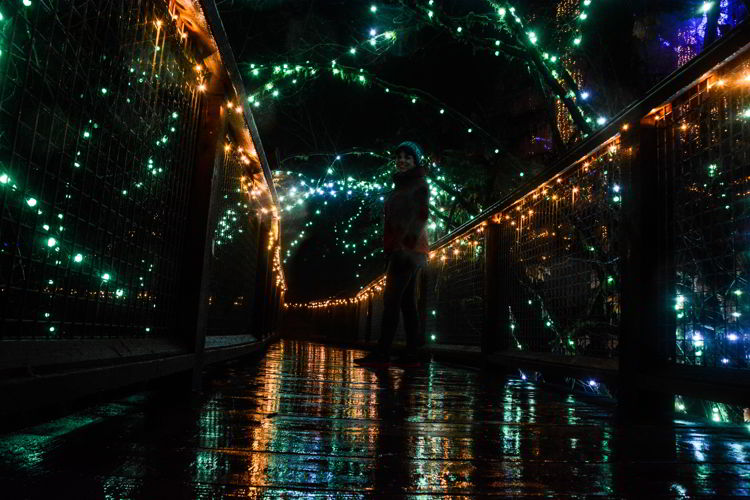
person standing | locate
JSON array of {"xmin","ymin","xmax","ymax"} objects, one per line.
[{"xmin": 355, "ymin": 141, "xmax": 430, "ymax": 366}]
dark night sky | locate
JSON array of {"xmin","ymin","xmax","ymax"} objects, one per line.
[{"xmin": 214, "ymin": 0, "xmax": 740, "ymax": 301}]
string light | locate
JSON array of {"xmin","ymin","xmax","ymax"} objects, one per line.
[
  {"xmin": 274, "ymin": 147, "xmax": 476, "ymax": 282},
  {"xmin": 243, "ymin": 59, "xmax": 498, "ymax": 146}
]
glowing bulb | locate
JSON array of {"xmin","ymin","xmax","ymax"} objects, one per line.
[
  {"xmin": 700, "ymin": 2, "xmax": 714, "ymax": 13},
  {"xmin": 47, "ymin": 237, "xmax": 57, "ymax": 247},
  {"xmin": 370, "ymin": 5, "xmax": 377, "ymax": 12},
  {"xmin": 597, "ymin": 117, "xmax": 606, "ymax": 125},
  {"xmin": 26, "ymin": 198, "xmax": 37, "ymax": 207},
  {"xmin": 74, "ymin": 254, "xmax": 83, "ymax": 263}
]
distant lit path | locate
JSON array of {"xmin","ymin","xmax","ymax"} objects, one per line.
[{"xmin": 0, "ymin": 339, "xmax": 748, "ymax": 497}]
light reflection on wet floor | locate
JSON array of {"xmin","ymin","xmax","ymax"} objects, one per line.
[{"xmin": 0, "ymin": 339, "xmax": 748, "ymax": 498}]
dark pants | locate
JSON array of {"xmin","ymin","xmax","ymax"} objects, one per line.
[{"xmin": 378, "ymin": 250, "xmax": 427, "ymax": 355}]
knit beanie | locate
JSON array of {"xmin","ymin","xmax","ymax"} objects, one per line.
[{"xmin": 395, "ymin": 141, "xmax": 424, "ymax": 166}]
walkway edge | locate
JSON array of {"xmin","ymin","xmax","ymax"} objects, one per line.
[{"xmin": 0, "ymin": 334, "xmax": 280, "ymax": 420}]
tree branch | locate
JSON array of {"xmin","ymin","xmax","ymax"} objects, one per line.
[{"xmin": 427, "ymin": 174, "xmax": 480, "ymax": 214}]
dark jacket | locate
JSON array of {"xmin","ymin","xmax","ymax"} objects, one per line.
[{"xmin": 383, "ymin": 166, "xmax": 429, "ymax": 255}]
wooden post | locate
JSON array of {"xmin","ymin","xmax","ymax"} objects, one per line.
[
  {"xmin": 177, "ymin": 83, "xmax": 227, "ymax": 392},
  {"xmin": 483, "ymin": 222, "xmax": 506, "ymax": 355},
  {"xmin": 618, "ymin": 119, "xmax": 674, "ymax": 423}
]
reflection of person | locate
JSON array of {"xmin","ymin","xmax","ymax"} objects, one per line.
[
  {"xmin": 370, "ymin": 368, "xmax": 414, "ymax": 491},
  {"xmin": 356, "ymin": 141, "xmax": 429, "ymax": 366}
]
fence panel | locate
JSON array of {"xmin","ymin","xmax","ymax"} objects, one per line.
[
  {"xmin": 356, "ymin": 300, "xmax": 368, "ymax": 341},
  {"xmin": 0, "ymin": 0, "xmax": 201, "ymax": 339},
  {"xmin": 206, "ymin": 143, "xmax": 263, "ymax": 336},
  {"xmin": 425, "ymin": 227, "xmax": 486, "ymax": 346},
  {"xmin": 495, "ymin": 140, "xmax": 627, "ymax": 358},
  {"xmin": 658, "ymin": 64, "xmax": 750, "ymax": 371}
]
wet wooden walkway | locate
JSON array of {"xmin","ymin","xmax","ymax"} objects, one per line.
[{"xmin": 1, "ymin": 339, "xmax": 749, "ymax": 497}]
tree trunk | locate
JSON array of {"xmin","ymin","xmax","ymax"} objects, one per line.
[
  {"xmin": 537, "ymin": 74, "xmax": 566, "ymax": 151},
  {"xmin": 703, "ymin": 3, "xmax": 721, "ymax": 49}
]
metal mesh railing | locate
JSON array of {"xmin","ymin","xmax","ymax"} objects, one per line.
[
  {"xmin": 0, "ymin": 0, "xmax": 202, "ymax": 338},
  {"xmin": 206, "ymin": 142, "xmax": 263, "ymax": 336},
  {"xmin": 660, "ymin": 65, "xmax": 750, "ymax": 370},
  {"xmin": 496, "ymin": 140, "xmax": 627, "ymax": 358},
  {"xmin": 425, "ymin": 227, "xmax": 486, "ymax": 346}
]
